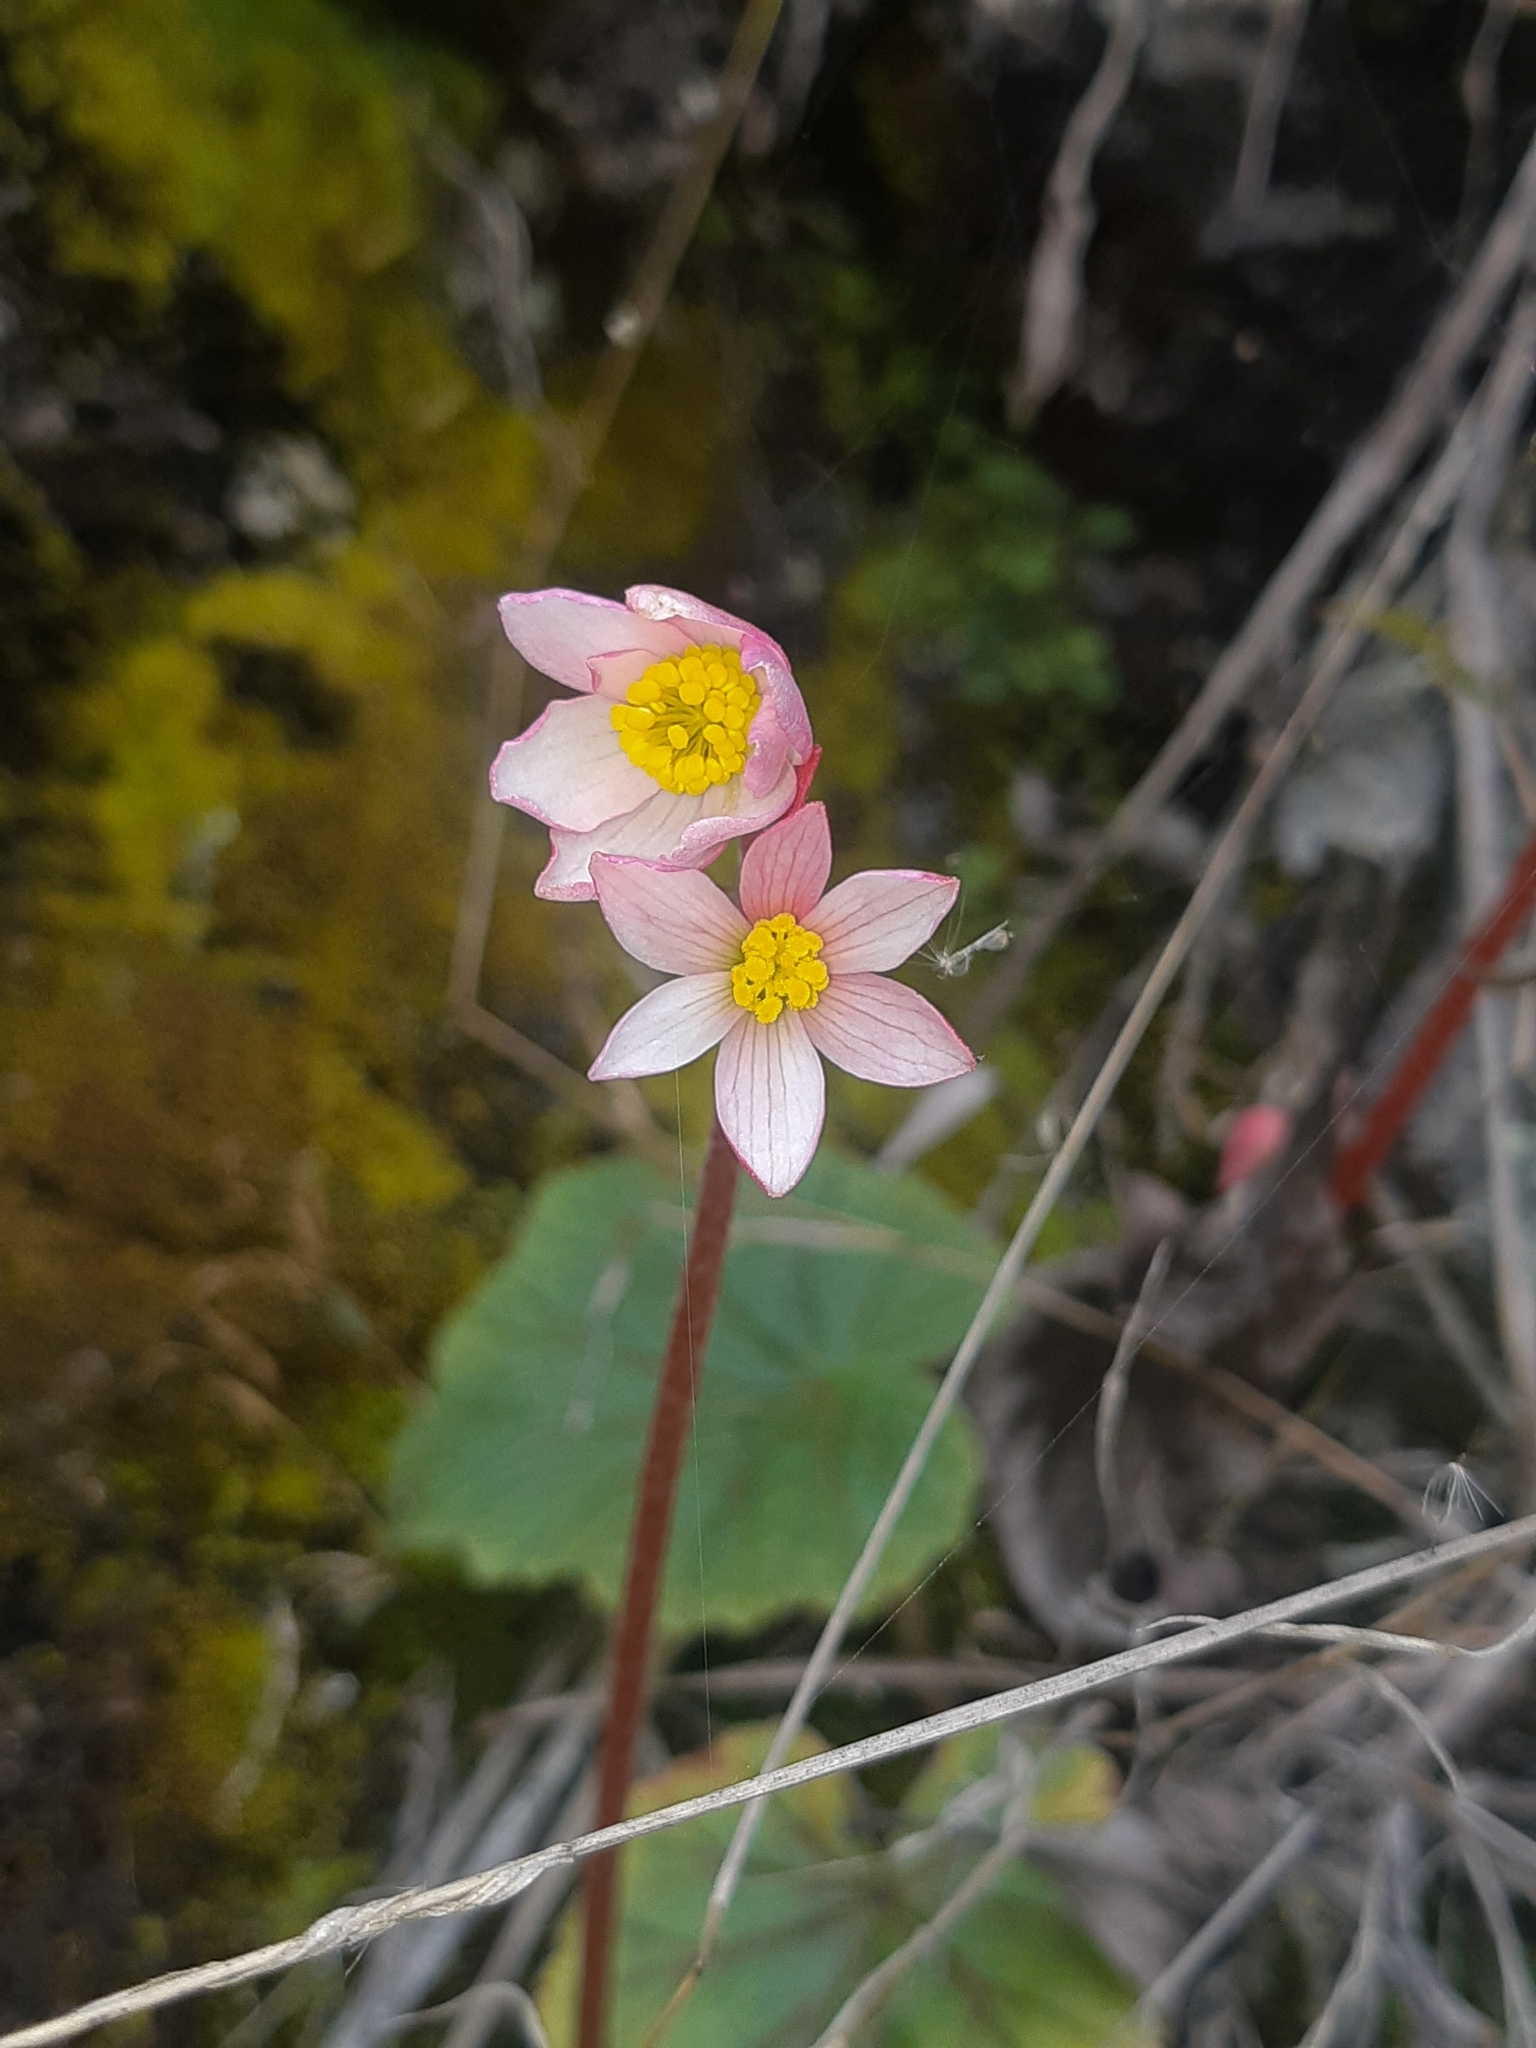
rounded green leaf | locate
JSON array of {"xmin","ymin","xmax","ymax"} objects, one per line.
[{"xmin": 387, "ymin": 1149, "xmax": 988, "ymax": 1630}]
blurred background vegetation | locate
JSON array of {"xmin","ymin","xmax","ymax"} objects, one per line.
[{"xmin": 0, "ymin": 0, "xmax": 1529, "ymax": 2039}]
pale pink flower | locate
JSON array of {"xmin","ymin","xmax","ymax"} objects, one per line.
[
  {"xmin": 1217, "ymin": 1103, "xmax": 1291, "ymax": 1192},
  {"xmin": 491, "ymin": 583, "xmax": 815, "ymax": 901},
  {"xmin": 587, "ymin": 804, "xmax": 975, "ymax": 1196}
]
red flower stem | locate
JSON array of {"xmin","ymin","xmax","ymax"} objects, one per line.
[
  {"xmin": 576, "ymin": 1114, "xmax": 740, "ymax": 2048},
  {"xmin": 1333, "ymin": 826, "xmax": 1536, "ymax": 1212}
]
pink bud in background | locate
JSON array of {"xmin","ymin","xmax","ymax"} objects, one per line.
[{"xmin": 1217, "ymin": 1104, "xmax": 1291, "ymax": 1193}]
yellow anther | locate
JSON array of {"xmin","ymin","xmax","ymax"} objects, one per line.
[
  {"xmin": 610, "ymin": 642, "xmax": 761, "ymax": 795},
  {"xmin": 730, "ymin": 915, "xmax": 827, "ymax": 1024}
]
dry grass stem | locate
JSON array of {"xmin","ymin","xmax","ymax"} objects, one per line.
[
  {"xmin": 1006, "ymin": 0, "xmax": 1153, "ymax": 422},
  {"xmin": 11, "ymin": 1517, "xmax": 1536, "ymax": 2048}
]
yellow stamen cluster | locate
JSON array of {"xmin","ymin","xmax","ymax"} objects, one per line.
[
  {"xmin": 730, "ymin": 913, "xmax": 829, "ymax": 1025},
  {"xmin": 609, "ymin": 643, "xmax": 759, "ymax": 796}
]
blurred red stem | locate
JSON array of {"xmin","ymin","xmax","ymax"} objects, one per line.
[
  {"xmin": 1333, "ymin": 827, "xmax": 1536, "ymax": 1211},
  {"xmin": 577, "ymin": 1115, "xmax": 740, "ymax": 2048}
]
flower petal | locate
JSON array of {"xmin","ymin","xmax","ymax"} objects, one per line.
[
  {"xmin": 591, "ymin": 858, "xmax": 747, "ymax": 974},
  {"xmin": 803, "ymin": 974, "xmax": 975, "ymax": 1087},
  {"xmin": 499, "ymin": 588, "xmax": 686, "ymax": 690},
  {"xmin": 714, "ymin": 1012, "xmax": 825, "ymax": 1198},
  {"xmin": 588, "ymin": 644, "xmax": 694, "ymax": 698},
  {"xmin": 489, "ymin": 694, "xmax": 655, "ymax": 832},
  {"xmin": 626, "ymin": 584, "xmax": 813, "ymax": 762},
  {"xmin": 535, "ymin": 764, "xmax": 797, "ymax": 902},
  {"xmin": 739, "ymin": 626, "xmax": 814, "ymax": 762},
  {"xmin": 589, "ymin": 975, "xmax": 737, "ymax": 1080},
  {"xmin": 739, "ymin": 801, "xmax": 832, "ymax": 922},
  {"xmin": 812, "ymin": 870, "xmax": 960, "ymax": 973}
]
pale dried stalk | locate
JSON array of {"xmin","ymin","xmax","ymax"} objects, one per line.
[
  {"xmin": 968, "ymin": 125, "xmax": 1536, "ymax": 1043},
  {"xmin": 1155, "ymin": 901, "xmax": 1225, "ymax": 1157},
  {"xmin": 1016, "ymin": 1273, "xmax": 1429, "ymax": 1528},
  {"xmin": 378, "ymin": 1987, "xmax": 549, "ymax": 2048},
  {"xmin": 1229, "ymin": 0, "xmax": 1312, "ymax": 219},
  {"xmin": 1447, "ymin": 282, "xmax": 1536, "ymax": 1456},
  {"xmin": 1458, "ymin": 1830, "xmax": 1536, "ymax": 2048},
  {"xmin": 1093, "ymin": 1237, "xmax": 1173, "ymax": 1555},
  {"xmin": 216, "ymin": 1595, "xmax": 301, "ymax": 1829},
  {"xmin": 810, "ymin": 1820, "xmax": 1030, "ymax": 2048},
  {"xmin": 1297, "ymin": 1807, "xmax": 1398, "ymax": 2048},
  {"xmin": 774, "ymin": 0, "xmax": 831, "ymax": 136},
  {"xmin": 1365, "ymin": 1669, "xmax": 1536, "ymax": 2048},
  {"xmin": 324, "ymin": 1697, "xmax": 597, "ymax": 2048},
  {"xmin": 1006, "ymin": 0, "xmax": 1154, "ymax": 422},
  {"xmin": 678, "ymin": 374, "xmax": 1492, "ymax": 2001},
  {"xmin": 1368, "ymin": 1178, "xmax": 1511, "ymax": 1424},
  {"xmin": 9, "ymin": 1516, "xmax": 1536, "ymax": 2048},
  {"xmin": 1134, "ymin": 1810, "xmax": 1321, "ymax": 2030},
  {"xmin": 438, "ymin": 1775, "xmax": 594, "ymax": 2048},
  {"xmin": 1456, "ymin": 0, "xmax": 1522, "ymax": 263}
]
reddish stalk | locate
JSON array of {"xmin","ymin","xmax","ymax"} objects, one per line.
[
  {"xmin": 577, "ymin": 1115, "xmax": 741, "ymax": 2048},
  {"xmin": 1333, "ymin": 826, "xmax": 1536, "ymax": 1211}
]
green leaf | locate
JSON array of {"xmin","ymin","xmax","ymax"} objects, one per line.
[
  {"xmin": 386, "ymin": 1149, "xmax": 989, "ymax": 1631},
  {"xmin": 535, "ymin": 1725, "xmax": 1138, "ymax": 2048}
]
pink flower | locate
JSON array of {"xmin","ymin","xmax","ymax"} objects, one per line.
[
  {"xmin": 587, "ymin": 804, "xmax": 976, "ymax": 1196},
  {"xmin": 491, "ymin": 584, "xmax": 815, "ymax": 901},
  {"xmin": 1217, "ymin": 1104, "xmax": 1291, "ymax": 1192}
]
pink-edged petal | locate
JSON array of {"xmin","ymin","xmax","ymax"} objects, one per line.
[
  {"xmin": 739, "ymin": 801, "xmax": 832, "ymax": 922},
  {"xmin": 812, "ymin": 870, "xmax": 960, "ymax": 973},
  {"xmin": 589, "ymin": 975, "xmax": 737, "ymax": 1080},
  {"xmin": 669, "ymin": 762, "xmax": 796, "ymax": 866},
  {"xmin": 742, "ymin": 700, "xmax": 792, "ymax": 798},
  {"xmin": 626, "ymin": 585, "xmax": 814, "ymax": 762},
  {"xmin": 535, "ymin": 765, "xmax": 798, "ymax": 902},
  {"xmin": 625, "ymin": 581, "xmax": 756, "ymax": 647},
  {"xmin": 591, "ymin": 858, "xmax": 747, "ymax": 974},
  {"xmin": 714, "ymin": 1012, "xmax": 825, "ymax": 1199},
  {"xmin": 498, "ymin": 588, "xmax": 685, "ymax": 690},
  {"xmin": 739, "ymin": 625, "xmax": 813, "ymax": 762},
  {"xmin": 803, "ymin": 975, "xmax": 975, "ymax": 1087},
  {"xmin": 490, "ymin": 694, "xmax": 655, "ymax": 832}
]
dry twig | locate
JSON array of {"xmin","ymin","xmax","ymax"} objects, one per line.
[
  {"xmin": 1368, "ymin": 1178, "xmax": 1511, "ymax": 1423},
  {"xmin": 1456, "ymin": 0, "xmax": 1523, "ymax": 264},
  {"xmin": 1447, "ymin": 281, "xmax": 1536, "ymax": 1459},
  {"xmin": 1133, "ymin": 1810, "xmax": 1321, "ymax": 2032},
  {"xmin": 1006, "ymin": 0, "xmax": 1155, "ymax": 423},
  {"xmin": 9, "ymin": 1517, "xmax": 1536, "ymax": 2048},
  {"xmin": 1228, "ymin": 0, "xmax": 1312, "ymax": 221}
]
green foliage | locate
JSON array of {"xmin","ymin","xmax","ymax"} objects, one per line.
[
  {"xmin": 388, "ymin": 1151, "xmax": 989, "ymax": 1631},
  {"xmin": 840, "ymin": 421, "xmax": 1128, "ymax": 713},
  {"xmin": 536, "ymin": 1724, "xmax": 1136, "ymax": 2048}
]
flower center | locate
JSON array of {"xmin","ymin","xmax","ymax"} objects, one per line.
[
  {"xmin": 609, "ymin": 643, "xmax": 760, "ymax": 797},
  {"xmin": 730, "ymin": 913, "xmax": 829, "ymax": 1026}
]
